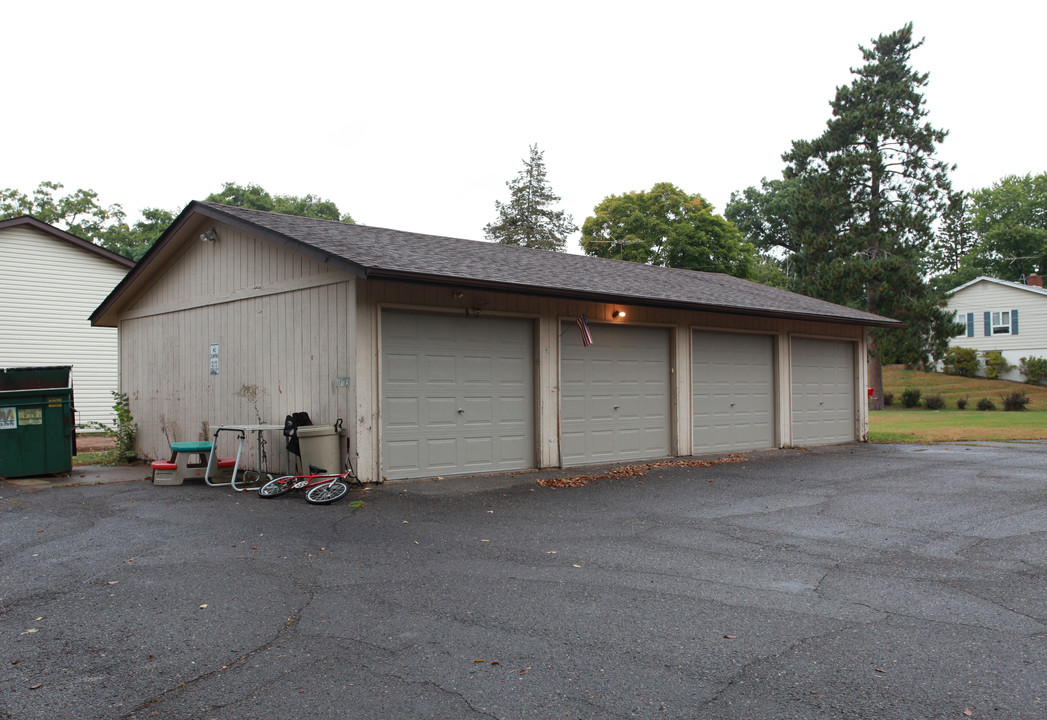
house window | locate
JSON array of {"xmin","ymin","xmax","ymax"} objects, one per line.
[{"xmin": 992, "ymin": 310, "xmax": 1012, "ymax": 335}]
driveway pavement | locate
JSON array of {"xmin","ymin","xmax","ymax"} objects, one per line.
[{"xmin": 1, "ymin": 442, "xmax": 1044, "ymax": 719}]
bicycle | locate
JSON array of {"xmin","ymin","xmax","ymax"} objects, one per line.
[{"xmin": 257, "ymin": 452, "xmax": 362, "ymax": 505}]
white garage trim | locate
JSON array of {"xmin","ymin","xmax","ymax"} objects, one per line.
[
  {"xmin": 560, "ymin": 322, "xmax": 671, "ymax": 466},
  {"xmin": 790, "ymin": 337, "xmax": 857, "ymax": 446},
  {"xmin": 380, "ymin": 310, "xmax": 535, "ymax": 480},
  {"xmin": 692, "ymin": 330, "xmax": 776, "ymax": 453}
]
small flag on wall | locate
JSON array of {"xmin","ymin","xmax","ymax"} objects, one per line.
[{"xmin": 576, "ymin": 314, "xmax": 594, "ymax": 347}]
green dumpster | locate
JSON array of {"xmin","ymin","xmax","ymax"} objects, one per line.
[{"xmin": 0, "ymin": 366, "xmax": 76, "ymax": 478}]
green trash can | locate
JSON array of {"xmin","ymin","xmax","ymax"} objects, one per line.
[{"xmin": 0, "ymin": 366, "xmax": 76, "ymax": 478}]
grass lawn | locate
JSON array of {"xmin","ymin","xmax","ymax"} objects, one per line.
[{"xmin": 869, "ymin": 366, "xmax": 1047, "ymax": 442}]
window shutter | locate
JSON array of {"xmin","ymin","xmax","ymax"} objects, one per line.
[
  {"xmin": 966, "ymin": 312, "xmax": 974, "ymax": 337},
  {"xmin": 984, "ymin": 311, "xmax": 991, "ymax": 336},
  {"xmin": 1011, "ymin": 308, "xmax": 1019, "ymax": 335}
]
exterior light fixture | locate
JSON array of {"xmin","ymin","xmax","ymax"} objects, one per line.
[
  {"xmin": 612, "ymin": 310, "xmax": 626, "ymax": 318},
  {"xmin": 200, "ymin": 228, "xmax": 218, "ymax": 242}
]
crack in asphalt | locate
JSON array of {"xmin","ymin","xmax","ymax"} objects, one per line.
[{"xmin": 118, "ymin": 584, "xmax": 317, "ymax": 718}]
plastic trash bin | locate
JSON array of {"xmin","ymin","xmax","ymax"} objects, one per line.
[
  {"xmin": 296, "ymin": 423, "xmax": 344, "ymax": 474},
  {"xmin": 0, "ymin": 366, "xmax": 75, "ymax": 478}
]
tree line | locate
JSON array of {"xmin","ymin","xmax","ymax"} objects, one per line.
[
  {"xmin": 0, "ymin": 182, "xmax": 354, "ymax": 262},
  {"xmin": 485, "ymin": 24, "xmax": 1046, "ymax": 407}
]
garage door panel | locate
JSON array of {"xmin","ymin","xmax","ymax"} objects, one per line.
[
  {"xmin": 561, "ymin": 324, "xmax": 671, "ymax": 465},
  {"xmin": 791, "ymin": 338, "xmax": 855, "ymax": 446},
  {"xmin": 692, "ymin": 331, "xmax": 775, "ymax": 453},
  {"xmin": 382, "ymin": 312, "xmax": 534, "ymax": 480},
  {"xmin": 385, "ymin": 397, "xmax": 420, "ymax": 429}
]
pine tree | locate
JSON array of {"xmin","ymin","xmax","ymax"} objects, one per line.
[
  {"xmin": 485, "ymin": 145, "xmax": 576, "ymax": 251},
  {"xmin": 783, "ymin": 24, "xmax": 956, "ymax": 407}
]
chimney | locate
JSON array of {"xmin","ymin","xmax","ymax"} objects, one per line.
[{"xmin": 1028, "ymin": 273, "xmax": 1043, "ymax": 287}]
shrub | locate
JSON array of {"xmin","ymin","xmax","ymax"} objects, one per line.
[
  {"xmin": 923, "ymin": 393, "xmax": 945, "ymax": 410},
  {"xmin": 1019, "ymin": 356, "xmax": 1047, "ymax": 385},
  {"xmin": 883, "ymin": 392, "xmax": 894, "ymax": 407},
  {"xmin": 1000, "ymin": 390, "xmax": 1030, "ymax": 411},
  {"xmin": 901, "ymin": 387, "xmax": 922, "ymax": 408},
  {"xmin": 976, "ymin": 397, "xmax": 996, "ymax": 411},
  {"xmin": 85, "ymin": 391, "xmax": 138, "ymax": 463},
  {"xmin": 941, "ymin": 346, "xmax": 980, "ymax": 377},
  {"xmin": 982, "ymin": 351, "xmax": 1014, "ymax": 380},
  {"xmin": 956, "ymin": 395, "xmax": 968, "ymax": 410}
]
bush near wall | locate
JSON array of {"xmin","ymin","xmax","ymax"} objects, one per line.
[
  {"xmin": 1019, "ymin": 356, "xmax": 1047, "ymax": 385},
  {"xmin": 942, "ymin": 347, "xmax": 980, "ymax": 377},
  {"xmin": 982, "ymin": 351, "xmax": 1014, "ymax": 380}
]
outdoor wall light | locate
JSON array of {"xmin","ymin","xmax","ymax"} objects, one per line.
[
  {"xmin": 200, "ymin": 228, "xmax": 218, "ymax": 242},
  {"xmin": 612, "ymin": 310, "xmax": 626, "ymax": 318}
]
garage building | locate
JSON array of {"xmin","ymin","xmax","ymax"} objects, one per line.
[{"xmin": 91, "ymin": 202, "xmax": 900, "ymax": 482}]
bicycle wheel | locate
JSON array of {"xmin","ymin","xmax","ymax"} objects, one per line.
[
  {"xmin": 305, "ymin": 480, "xmax": 349, "ymax": 505},
  {"xmin": 258, "ymin": 477, "xmax": 294, "ymax": 498}
]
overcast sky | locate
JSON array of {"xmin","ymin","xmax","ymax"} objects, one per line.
[{"xmin": 5, "ymin": 1, "xmax": 1045, "ymax": 252}]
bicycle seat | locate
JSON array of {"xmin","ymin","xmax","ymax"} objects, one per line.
[{"xmin": 308, "ymin": 464, "xmax": 328, "ymax": 474}]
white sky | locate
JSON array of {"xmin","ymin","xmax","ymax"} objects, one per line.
[{"xmin": 5, "ymin": 1, "xmax": 1045, "ymax": 253}]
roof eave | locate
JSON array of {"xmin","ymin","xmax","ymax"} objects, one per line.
[{"xmin": 365, "ymin": 268, "xmax": 905, "ymax": 329}]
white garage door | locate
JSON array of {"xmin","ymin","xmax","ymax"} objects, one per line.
[
  {"xmin": 692, "ymin": 331, "xmax": 775, "ymax": 453},
  {"xmin": 791, "ymin": 337, "xmax": 856, "ymax": 446},
  {"xmin": 560, "ymin": 323, "xmax": 671, "ymax": 466},
  {"xmin": 381, "ymin": 311, "xmax": 534, "ymax": 480}
]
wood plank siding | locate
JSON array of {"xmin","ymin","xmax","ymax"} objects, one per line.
[
  {"xmin": 118, "ymin": 222, "xmax": 356, "ymax": 469},
  {"xmin": 0, "ymin": 225, "xmax": 128, "ymax": 426}
]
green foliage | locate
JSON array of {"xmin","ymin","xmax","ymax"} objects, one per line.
[
  {"xmin": 0, "ymin": 181, "xmax": 125, "ymax": 241},
  {"xmin": 725, "ymin": 177, "xmax": 800, "ymax": 256},
  {"xmin": 883, "ymin": 391, "xmax": 894, "ymax": 406},
  {"xmin": 967, "ymin": 172, "xmax": 1047, "ymax": 280},
  {"xmin": 484, "ymin": 145, "xmax": 576, "ymax": 251},
  {"xmin": 206, "ymin": 182, "xmax": 354, "ymax": 223},
  {"xmin": 1, "ymin": 181, "xmax": 173, "ymax": 260},
  {"xmin": 1000, "ymin": 390, "xmax": 1030, "ymax": 411},
  {"xmin": 928, "ymin": 192, "xmax": 979, "ymax": 277},
  {"xmin": 901, "ymin": 387, "xmax": 922, "ymax": 408},
  {"xmin": 976, "ymin": 397, "xmax": 996, "ymax": 411},
  {"xmin": 923, "ymin": 393, "xmax": 945, "ymax": 410},
  {"xmin": 85, "ymin": 392, "xmax": 138, "ymax": 463},
  {"xmin": 99, "ymin": 207, "xmax": 177, "ymax": 261},
  {"xmin": 735, "ymin": 26, "xmax": 956, "ymax": 379},
  {"xmin": 581, "ymin": 182, "xmax": 756, "ymax": 277},
  {"xmin": 981, "ymin": 351, "xmax": 1013, "ymax": 380},
  {"xmin": 956, "ymin": 395, "xmax": 968, "ymax": 409},
  {"xmin": 941, "ymin": 346, "xmax": 980, "ymax": 377},
  {"xmin": 1018, "ymin": 356, "xmax": 1047, "ymax": 385}
]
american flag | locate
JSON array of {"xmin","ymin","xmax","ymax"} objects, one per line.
[{"xmin": 576, "ymin": 314, "xmax": 594, "ymax": 347}]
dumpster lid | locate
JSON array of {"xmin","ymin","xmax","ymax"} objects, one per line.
[{"xmin": 0, "ymin": 366, "xmax": 72, "ymax": 390}]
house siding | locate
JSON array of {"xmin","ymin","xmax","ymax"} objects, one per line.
[
  {"xmin": 0, "ymin": 225, "xmax": 128, "ymax": 426},
  {"xmin": 946, "ymin": 281, "xmax": 1047, "ymax": 381}
]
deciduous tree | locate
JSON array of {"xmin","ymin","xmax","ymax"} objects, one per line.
[
  {"xmin": 205, "ymin": 182, "xmax": 354, "ymax": 223},
  {"xmin": 581, "ymin": 182, "xmax": 755, "ymax": 278}
]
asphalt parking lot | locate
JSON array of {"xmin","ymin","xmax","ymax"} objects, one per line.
[{"xmin": 2, "ymin": 442, "xmax": 1045, "ymax": 719}]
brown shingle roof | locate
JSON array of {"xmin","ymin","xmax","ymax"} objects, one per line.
[
  {"xmin": 199, "ymin": 202, "xmax": 899, "ymax": 328},
  {"xmin": 92, "ymin": 201, "xmax": 902, "ymax": 328}
]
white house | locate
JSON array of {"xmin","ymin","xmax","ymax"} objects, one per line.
[
  {"xmin": 91, "ymin": 202, "xmax": 901, "ymax": 483},
  {"xmin": 0, "ymin": 217, "xmax": 134, "ymax": 426},
  {"xmin": 945, "ymin": 274, "xmax": 1047, "ymax": 381}
]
